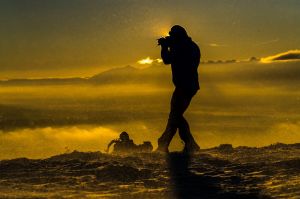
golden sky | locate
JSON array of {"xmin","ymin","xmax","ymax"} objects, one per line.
[{"xmin": 0, "ymin": 0, "xmax": 300, "ymax": 78}]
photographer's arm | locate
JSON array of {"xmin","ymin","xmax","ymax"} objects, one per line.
[
  {"xmin": 161, "ymin": 46, "xmax": 171, "ymax": 65},
  {"xmin": 105, "ymin": 139, "xmax": 118, "ymax": 153}
]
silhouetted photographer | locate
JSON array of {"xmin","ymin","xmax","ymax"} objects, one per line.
[{"xmin": 156, "ymin": 25, "xmax": 201, "ymax": 154}]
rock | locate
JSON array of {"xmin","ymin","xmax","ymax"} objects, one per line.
[
  {"xmin": 95, "ymin": 164, "xmax": 151, "ymax": 182},
  {"xmin": 218, "ymin": 144, "xmax": 234, "ymax": 153}
]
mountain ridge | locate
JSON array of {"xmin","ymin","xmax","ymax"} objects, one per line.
[{"xmin": 0, "ymin": 65, "xmax": 145, "ymax": 86}]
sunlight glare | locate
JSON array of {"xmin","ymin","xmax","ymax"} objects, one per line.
[{"xmin": 137, "ymin": 57, "xmax": 154, "ymax": 65}]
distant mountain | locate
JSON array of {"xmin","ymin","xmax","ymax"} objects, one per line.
[
  {"xmin": 0, "ymin": 64, "xmax": 170, "ymax": 86},
  {"xmin": 0, "ymin": 77, "xmax": 88, "ymax": 86},
  {"xmin": 90, "ymin": 65, "xmax": 170, "ymax": 85},
  {"xmin": 91, "ymin": 65, "xmax": 137, "ymax": 79},
  {"xmin": 89, "ymin": 65, "xmax": 140, "ymax": 84},
  {"xmin": 2, "ymin": 60, "xmax": 300, "ymax": 87},
  {"xmin": 0, "ymin": 65, "xmax": 138, "ymax": 86}
]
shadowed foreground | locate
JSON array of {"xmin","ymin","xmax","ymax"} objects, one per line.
[{"xmin": 1, "ymin": 143, "xmax": 300, "ymax": 198}]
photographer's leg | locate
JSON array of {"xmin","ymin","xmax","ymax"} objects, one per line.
[
  {"xmin": 177, "ymin": 91, "xmax": 200, "ymax": 153},
  {"xmin": 178, "ymin": 117, "xmax": 200, "ymax": 153},
  {"xmin": 157, "ymin": 89, "xmax": 182, "ymax": 152},
  {"xmin": 157, "ymin": 118, "xmax": 177, "ymax": 152}
]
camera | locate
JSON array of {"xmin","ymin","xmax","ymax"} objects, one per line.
[{"xmin": 157, "ymin": 36, "xmax": 171, "ymax": 46}]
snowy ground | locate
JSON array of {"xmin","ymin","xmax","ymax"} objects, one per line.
[{"xmin": 1, "ymin": 143, "xmax": 300, "ymax": 199}]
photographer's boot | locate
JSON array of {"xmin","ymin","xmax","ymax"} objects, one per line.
[
  {"xmin": 155, "ymin": 136, "xmax": 171, "ymax": 153},
  {"xmin": 183, "ymin": 141, "xmax": 200, "ymax": 154}
]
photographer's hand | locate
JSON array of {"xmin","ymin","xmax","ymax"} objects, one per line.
[
  {"xmin": 161, "ymin": 45, "xmax": 171, "ymax": 64},
  {"xmin": 158, "ymin": 37, "xmax": 169, "ymax": 48}
]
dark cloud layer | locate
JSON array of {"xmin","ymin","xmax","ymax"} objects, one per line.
[{"xmin": 261, "ymin": 50, "xmax": 300, "ymax": 62}]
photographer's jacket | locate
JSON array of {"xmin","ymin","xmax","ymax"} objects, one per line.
[{"xmin": 161, "ymin": 37, "xmax": 200, "ymax": 93}]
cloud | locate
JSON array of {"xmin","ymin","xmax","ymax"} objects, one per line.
[
  {"xmin": 156, "ymin": 58, "xmax": 163, "ymax": 63},
  {"xmin": 1, "ymin": 58, "xmax": 300, "ymax": 157},
  {"xmin": 261, "ymin": 50, "xmax": 300, "ymax": 63},
  {"xmin": 208, "ymin": 43, "xmax": 228, "ymax": 47},
  {"xmin": 137, "ymin": 57, "xmax": 162, "ymax": 65},
  {"xmin": 265, "ymin": 121, "xmax": 300, "ymax": 144},
  {"xmin": 137, "ymin": 57, "xmax": 154, "ymax": 65}
]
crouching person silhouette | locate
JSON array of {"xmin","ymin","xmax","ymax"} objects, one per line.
[
  {"xmin": 105, "ymin": 131, "xmax": 136, "ymax": 153},
  {"xmin": 156, "ymin": 25, "xmax": 201, "ymax": 154},
  {"xmin": 106, "ymin": 131, "xmax": 153, "ymax": 154}
]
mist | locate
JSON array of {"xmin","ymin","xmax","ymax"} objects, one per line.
[{"xmin": 1, "ymin": 60, "xmax": 300, "ymax": 159}]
